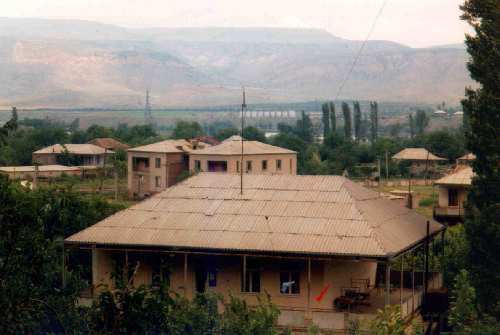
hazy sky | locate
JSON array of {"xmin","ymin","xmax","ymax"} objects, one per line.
[{"xmin": 2, "ymin": 0, "xmax": 472, "ymax": 48}]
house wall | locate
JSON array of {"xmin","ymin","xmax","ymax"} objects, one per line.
[
  {"xmin": 188, "ymin": 154, "xmax": 297, "ymax": 175},
  {"xmin": 91, "ymin": 249, "xmax": 377, "ymax": 329},
  {"xmin": 0, "ymin": 168, "xmax": 81, "ymax": 180},
  {"xmin": 438, "ymin": 185, "xmax": 468, "ymax": 208},
  {"xmin": 32, "ymin": 153, "xmax": 57, "ymax": 165},
  {"xmin": 127, "ymin": 151, "xmax": 187, "ymax": 198}
]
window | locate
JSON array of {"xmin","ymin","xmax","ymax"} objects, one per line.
[
  {"xmin": 96, "ymin": 156, "xmax": 101, "ymax": 165},
  {"xmin": 242, "ymin": 270, "xmax": 261, "ymax": 293},
  {"xmin": 276, "ymin": 159, "xmax": 282, "ymax": 171},
  {"xmin": 155, "ymin": 158, "xmax": 161, "ymax": 168},
  {"xmin": 280, "ymin": 271, "xmax": 300, "ymax": 294},
  {"xmin": 155, "ymin": 176, "xmax": 161, "ymax": 187},
  {"xmin": 194, "ymin": 160, "xmax": 201, "ymax": 171},
  {"xmin": 241, "ymin": 259, "xmax": 261, "ymax": 293},
  {"xmin": 246, "ymin": 160, "xmax": 252, "ymax": 173},
  {"xmin": 236, "ymin": 160, "xmax": 240, "ymax": 173},
  {"xmin": 208, "ymin": 160, "xmax": 227, "ymax": 172},
  {"xmin": 262, "ymin": 160, "xmax": 268, "ymax": 171},
  {"xmin": 448, "ymin": 188, "xmax": 459, "ymax": 206}
]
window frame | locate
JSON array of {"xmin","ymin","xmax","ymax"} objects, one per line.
[
  {"xmin": 279, "ymin": 270, "xmax": 300, "ymax": 295},
  {"xmin": 155, "ymin": 176, "xmax": 161, "ymax": 188},
  {"xmin": 276, "ymin": 159, "xmax": 282, "ymax": 171},
  {"xmin": 246, "ymin": 160, "xmax": 252, "ymax": 173},
  {"xmin": 155, "ymin": 157, "xmax": 161, "ymax": 168},
  {"xmin": 262, "ymin": 160, "xmax": 268, "ymax": 171}
]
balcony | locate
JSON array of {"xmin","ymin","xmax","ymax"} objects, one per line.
[{"xmin": 433, "ymin": 206, "xmax": 465, "ymax": 221}]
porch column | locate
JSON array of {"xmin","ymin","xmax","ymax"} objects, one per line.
[
  {"xmin": 242, "ymin": 255, "xmax": 247, "ymax": 292},
  {"xmin": 305, "ymin": 258, "xmax": 312, "ymax": 325},
  {"xmin": 183, "ymin": 254, "xmax": 188, "ymax": 297},
  {"xmin": 412, "ymin": 256, "xmax": 415, "ymax": 313},
  {"xmin": 385, "ymin": 262, "xmax": 391, "ymax": 306},
  {"xmin": 400, "ymin": 254, "xmax": 404, "ymax": 306}
]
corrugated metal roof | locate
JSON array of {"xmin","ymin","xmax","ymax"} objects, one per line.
[
  {"xmin": 0, "ymin": 165, "xmax": 81, "ymax": 173},
  {"xmin": 189, "ymin": 135, "xmax": 296, "ymax": 156},
  {"xmin": 435, "ymin": 166, "xmax": 474, "ymax": 186},
  {"xmin": 457, "ymin": 153, "xmax": 476, "ymax": 161},
  {"xmin": 128, "ymin": 139, "xmax": 210, "ymax": 154},
  {"xmin": 34, "ymin": 144, "xmax": 112, "ymax": 155},
  {"xmin": 88, "ymin": 138, "xmax": 130, "ymax": 150},
  {"xmin": 66, "ymin": 173, "xmax": 443, "ymax": 258},
  {"xmin": 392, "ymin": 148, "xmax": 445, "ymax": 161}
]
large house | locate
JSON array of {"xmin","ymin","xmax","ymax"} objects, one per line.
[
  {"xmin": 127, "ymin": 136, "xmax": 296, "ymax": 198},
  {"xmin": 0, "ymin": 164, "xmax": 81, "ymax": 180},
  {"xmin": 188, "ymin": 135, "xmax": 297, "ymax": 175},
  {"xmin": 434, "ymin": 166, "xmax": 474, "ymax": 222},
  {"xmin": 127, "ymin": 139, "xmax": 210, "ymax": 198},
  {"xmin": 32, "ymin": 144, "xmax": 113, "ymax": 167},
  {"xmin": 66, "ymin": 173, "xmax": 443, "ymax": 332},
  {"xmin": 392, "ymin": 148, "xmax": 445, "ymax": 175}
]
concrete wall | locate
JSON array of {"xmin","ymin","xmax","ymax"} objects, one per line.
[
  {"xmin": 127, "ymin": 151, "xmax": 187, "ymax": 198},
  {"xmin": 0, "ymin": 168, "xmax": 81, "ymax": 180},
  {"xmin": 91, "ymin": 249, "xmax": 377, "ymax": 330},
  {"xmin": 189, "ymin": 154, "xmax": 297, "ymax": 175}
]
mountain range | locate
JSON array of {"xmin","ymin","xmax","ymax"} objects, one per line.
[{"xmin": 0, "ymin": 18, "xmax": 473, "ymax": 108}]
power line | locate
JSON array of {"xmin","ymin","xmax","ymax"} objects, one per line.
[{"xmin": 333, "ymin": 0, "xmax": 390, "ymax": 102}]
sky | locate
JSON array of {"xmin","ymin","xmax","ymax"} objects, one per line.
[{"xmin": 2, "ymin": 0, "xmax": 472, "ymax": 48}]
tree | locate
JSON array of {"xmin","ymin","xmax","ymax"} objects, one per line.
[
  {"xmin": 172, "ymin": 121, "xmax": 204, "ymax": 139},
  {"xmin": 342, "ymin": 102, "xmax": 352, "ymax": 140},
  {"xmin": 414, "ymin": 110, "xmax": 429, "ymax": 136},
  {"xmin": 409, "ymin": 113, "xmax": 415, "ymax": 139},
  {"xmin": 0, "ymin": 107, "xmax": 18, "ymax": 145},
  {"xmin": 295, "ymin": 111, "xmax": 313, "ymax": 143},
  {"xmin": 461, "ymin": 0, "xmax": 500, "ymax": 313},
  {"xmin": 369, "ymin": 305, "xmax": 405, "ymax": 335},
  {"xmin": 243, "ymin": 126, "xmax": 266, "ymax": 142},
  {"xmin": 321, "ymin": 103, "xmax": 330, "ymax": 138},
  {"xmin": 449, "ymin": 270, "xmax": 478, "ymax": 333},
  {"xmin": 353, "ymin": 101, "xmax": 362, "ymax": 142},
  {"xmin": 329, "ymin": 102, "xmax": 337, "ymax": 133},
  {"xmin": 215, "ymin": 127, "xmax": 239, "ymax": 141},
  {"xmin": 370, "ymin": 102, "xmax": 378, "ymax": 143}
]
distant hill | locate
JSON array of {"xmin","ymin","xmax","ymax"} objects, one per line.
[{"xmin": 0, "ymin": 18, "xmax": 473, "ymax": 108}]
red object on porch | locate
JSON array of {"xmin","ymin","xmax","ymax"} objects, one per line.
[{"xmin": 315, "ymin": 284, "xmax": 331, "ymax": 302}]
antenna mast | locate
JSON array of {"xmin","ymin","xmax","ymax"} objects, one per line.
[
  {"xmin": 240, "ymin": 88, "xmax": 247, "ymax": 195},
  {"xmin": 144, "ymin": 90, "xmax": 153, "ymax": 125}
]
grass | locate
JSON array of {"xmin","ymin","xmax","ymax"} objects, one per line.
[{"xmin": 368, "ymin": 181, "xmax": 437, "ymax": 220}]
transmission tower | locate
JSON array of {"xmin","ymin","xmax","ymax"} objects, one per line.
[{"xmin": 144, "ymin": 90, "xmax": 154, "ymax": 125}]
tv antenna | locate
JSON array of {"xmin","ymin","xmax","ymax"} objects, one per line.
[{"xmin": 240, "ymin": 87, "xmax": 247, "ymax": 195}]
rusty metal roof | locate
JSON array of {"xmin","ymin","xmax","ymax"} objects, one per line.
[
  {"xmin": 392, "ymin": 148, "xmax": 445, "ymax": 161},
  {"xmin": 189, "ymin": 135, "xmax": 296, "ymax": 156},
  {"xmin": 128, "ymin": 139, "xmax": 210, "ymax": 154},
  {"xmin": 88, "ymin": 138, "xmax": 130, "ymax": 150},
  {"xmin": 34, "ymin": 144, "xmax": 112, "ymax": 155},
  {"xmin": 66, "ymin": 173, "xmax": 443, "ymax": 258},
  {"xmin": 435, "ymin": 166, "xmax": 474, "ymax": 186}
]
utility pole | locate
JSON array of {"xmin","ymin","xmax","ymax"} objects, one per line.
[
  {"xmin": 240, "ymin": 88, "xmax": 246, "ymax": 195},
  {"xmin": 385, "ymin": 150, "xmax": 389, "ymax": 182}
]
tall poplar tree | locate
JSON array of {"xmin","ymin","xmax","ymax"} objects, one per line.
[
  {"xmin": 461, "ymin": 0, "xmax": 500, "ymax": 312},
  {"xmin": 408, "ymin": 113, "xmax": 415, "ymax": 139},
  {"xmin": 353, "ymin": 101, "xmax": 362, "ymax": 142},
  {"xmin": 321, "ymin": 103, "xmax": 330, "ymax": 138},
  {"xmin": 329, "ymin": 102, "xmax": 336, "ymax": 133},
  {"xmin": 342, "ymin": 102, "xmax": 352, "ymax": 140},
  {"xmin": 369, "ymin": 102, "xmax": 378, "ymax": 143}
]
